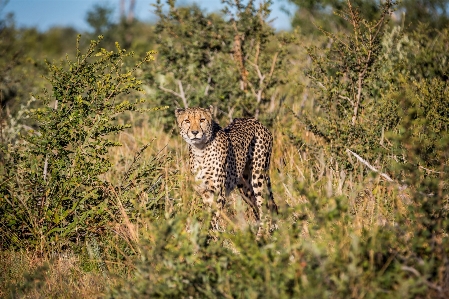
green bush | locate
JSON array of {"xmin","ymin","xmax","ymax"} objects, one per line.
[
  {"xmin": 288, "ymin": 0, "xmax": 449, "ymax": 295},
  {"xmin": 151, "ymin": 0, "xmax": 294, "ymax": 125},
  {"xmin": 0, "ymin": 36, "xmax": 164, "ymax": 251},
  {"xmin": 293, "ymin": 0, "xmax": 397, "ymax": 170},
  {"xmin": 108, "ymin": 191, "xmax": 433, "ymax": 298},
  {"xmin": 1, "ymin": 1, "xmax": 448, "ymax": 298}
]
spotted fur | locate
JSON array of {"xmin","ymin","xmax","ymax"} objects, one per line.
[{"xmin": 175, "ymin": 106, "xmax": 278, "ymax": 238}]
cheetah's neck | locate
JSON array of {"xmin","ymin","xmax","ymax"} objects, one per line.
[{"xmin": 188, "ymin": 121, "xmax": 222, "ymax": 174}]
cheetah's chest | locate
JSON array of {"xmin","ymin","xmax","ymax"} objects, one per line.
[{"xmin": 189, "ymin": 143, "xmax": 222, "ymax": 181}]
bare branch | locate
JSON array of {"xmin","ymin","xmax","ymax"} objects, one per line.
[
  {"xmin": 159, "ymin": 82, "xmax": 188, "ymax": 108},
  {"xmin": 254, "ymin": 41, "xmax": 260, "ymax": 65},
  {"xmin": 267, "ymin": 51, "xmax": 279, "ymax": 83},
  {"xmin": 239, "ymin": 80, "xmax": 245, "ymax": 91},
  {"xmin": 346, "ymin": 148, "xmax": 393, "ymax": 182},
  {"xmin": 401, "ymin": 266, "xmax": 443, "ymax": 293},
  {"xmin": 247, "ymin": 59, "xmax": 265, "ymax": 82},
  {"xmin": 419, "ymin": 165, "xmax": 445, "ymax": 174},
  {"xmin": 256, "ymin": 89, "xmax": 262, "ymax": 104},
  {"xmin": 177, "ymin": 80, "xmax": 188, "ymax": 108},
  {"xmin": 338, "ymin": 94, "xmax": 354, "ymax": 106},
  {"xmin": 227, "ymin": 105, "xmax": 235, "ymax": 122},
  {"xmin": 351, "ymin": 71, "xmax": 365, "ymax": 125},
  {"xmin": 43, "ymin": 156, "xmax": 48, "ymax": 182},
  {"xmin": 158, "ymin": 85, "xmax": 180, "ymax": 97},
  {"xmin": 204, "ymin": 76, "xmax": 211, "ymax": 96},
  {"xmin": 268, "ymin": 89, "xmax": 278, "ymax": 113},
  {"xmin": 246, "ymin": 80, "xmax": 258, "ymax": 98}
]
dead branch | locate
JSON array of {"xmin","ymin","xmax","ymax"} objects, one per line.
[
  {"xmin": 204, "ymin": 76, "xmax": 211, "ymax": 96},
  {"xmin": 267, "ymin": 51, "xmax": 279, "ymax": 83},
  {"xmin": 178, "ymin": 80, "xmax": 188, "ymax": 108},
  {"xmin": 247, "ymin": 59, "xmax": 265, "ymax": 83},
  {"xmin": 346, "ymin": 148, "xmax": 393, "ymax": 182},
  {"xmin": 159, "ymin": 81, "xmax": 188, "ymax": 108},
  {"xmin": 352, "ymin": 70, "xmax": 366, "ymax": 125},
  {"xmin": 401, "ymin": 266, "xmax": 443, "ymax": 293},
  {"xmin": 232, "ymin": 20, "xmax": 248, "ymax": 90},
  {"xmin": 338, "ymin": 94, "xmax": 354, "ymax": 106}
]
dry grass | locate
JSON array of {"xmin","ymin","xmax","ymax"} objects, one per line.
[
  {"xmin": 0, "ymin": 111, "xmax": 411, "ymax": 298},
  {"xmin": 0, "ymin": 250, "xmax": 107, "ymax": 298},
  {"xmin": 107, "ymin": 111, "xmax": 403, "ymax": 239}
]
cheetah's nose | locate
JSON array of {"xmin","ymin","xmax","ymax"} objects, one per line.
[{"xmin": 191, "ymin": 131, "xmax": 199, "ymax": 136}]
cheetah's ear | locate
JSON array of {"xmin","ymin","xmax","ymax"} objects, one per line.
[
  {"xmin": 208, "ymin": 105, "xmax": 214, "ymax": 114},
  {"xmin": 175, "ymin": 108, "xmax": 185, "ymax": 117}
]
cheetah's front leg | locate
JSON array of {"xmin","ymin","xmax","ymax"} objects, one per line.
[{"xmin": 199, "ymin": 189, "xmax": 225, "ymax": 233}]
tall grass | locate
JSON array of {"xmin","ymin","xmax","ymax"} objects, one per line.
[
  {"xmin": 2, "ymin": 107, "xmax": 434, "ymax": 298},
  {"xmin": 1, "ymin": 2, "xmax": 448, "ymax": 297}
]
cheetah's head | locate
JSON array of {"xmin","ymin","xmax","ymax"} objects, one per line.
[{"xmin": 175, "ymin": 106, "xmax": 214, "ymax": 148}]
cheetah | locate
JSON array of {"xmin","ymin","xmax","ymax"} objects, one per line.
[{"xmin": 175, "ymin": 105, "xmax": 278, "ymax": 239}]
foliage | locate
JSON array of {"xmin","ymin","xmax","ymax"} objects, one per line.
[
  {"xmin": 0, "ymin": 14, "xmax": 80, "ymax": 116},
  {"xmin": 390, "ymin": 77, "xmax": 449, "ymax": 275},
  {"xmin": 0, "ymin": 13, "xmax": 46, "ymax": 114},
  {"xmin": 86, "ymin": 4, "xmax": 115, "ymax": 37},
  {"xmin": 152, "ymin": 0, "xmax": 294, "ymax": 124},
  {"xmin": 108, "ymin": 190, "xmax": 437, "ymax": 298},
  {"xmin": 356, "ymin": 74, "xmax": 449, "ymax": 299},
  {"xmin": 0, "ymin": 36, "xmax": 162, "ymax": 251},
  {"xmin": 287, "ymin": 0, "xmax": 449, "ymax": 34},
  {"xmin": 1, "ymin": 0, "xmax": 448, "ymax": 298},
  {"xmin": 406, "ymin": 25, "xmax": 449, "ymax": 81},
  {"xmin": 295, "ymin": 0, "xmax": 396, "ymax": 169},
  {"xmin": 288, "ymin": 0, "xmax": 382, "ymax": 34},
  {"xmin": 290, "ymin": 0, "xmax": 449, "ymax": 295},
  {"xmin": 0, "ymin": 12, "xmax": 20, "ymax": 109},
  {"xmin": 399, "ymin": 0, "xmax": 449, "ymax": 30}
]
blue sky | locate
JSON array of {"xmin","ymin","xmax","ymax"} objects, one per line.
[{"xmin": 2, "ymin": 0, "xmax": 294, "ymax": 32}]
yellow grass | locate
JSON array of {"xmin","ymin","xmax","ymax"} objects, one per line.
[{"xmin": 0, "ymin": 111, "xmax": 408, "ymax": 298}]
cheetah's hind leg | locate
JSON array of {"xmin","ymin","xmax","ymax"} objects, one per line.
[
  {"xmin": 265, "ymin": 173, "xmax": 278, "ymax": 214},
  {"xmin": 237, "ymin": 176, "xmax": 260, "ymax": 220},
  {"xmin": 251, "ymin": 144, "xmax": 279, "ymax": 239}
]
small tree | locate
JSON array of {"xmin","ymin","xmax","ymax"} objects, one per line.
[
  {"xmin": 152, "ymin": 0, "xmax": 293, "ymax": 122},
  {"xmin": 0, "ymin": 36, "xmax": 159, "ymax": 250},
  {"xmin": 296, "ymin": 0, "xmax": 396, "ymax": 169},
  {"xmin": 86, "ymin": 4, "xmax": 115, "ymax": 37}
]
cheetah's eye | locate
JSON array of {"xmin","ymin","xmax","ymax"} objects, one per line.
[
  {"xmin": 184, "ymin": 119, "xmax": 190, "ymax": 123},
  {"xmin": 200, "ymin": 118, "xmax": 206, "ymax": 123}
]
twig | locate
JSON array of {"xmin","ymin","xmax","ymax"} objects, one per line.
[
  {"xmin": 204, "ymin": 76, "xmax": 211, "ymax": 96},
  {"xmin": 159, "ymin": 82, "xmax": 188, "ymax": 108},
  {"xmin": 177, "ymin": 80, "xmax": 188, "ymax": 108},
  {"xmin": 401, "ymin": 266, "xmax": 443, "ymax": 293},
  {"xmin": 419, "ymin": 165, "xmax": 445, "ymax": 174},
  {"xmin": 267, "ymin": 51, "xmax": 279, "ymax": 83},
  {"xmin": 346, "ymin": 148, "xmax": 393, "ymax": 182},
  {"xmin": 338, "ymin": 94, "xmax": 354, "ymax": 106},
  {"xmin": 43, "ymin": 157, "xmax": 48, "ymax": 181}
]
